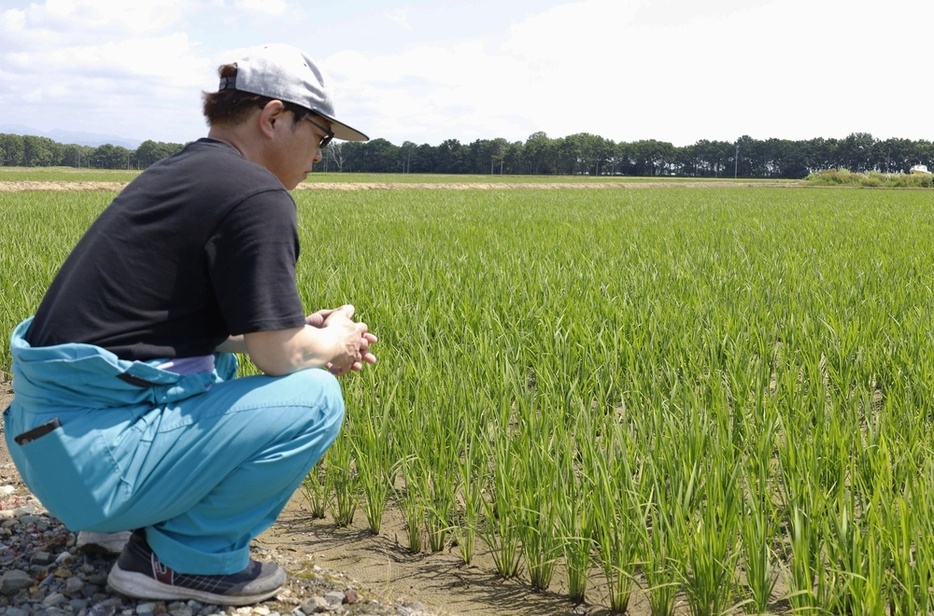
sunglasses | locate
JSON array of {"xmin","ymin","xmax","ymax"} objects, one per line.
[{"xmin": 304, "ymin": 115, "xmax": 334, "ymax": 150}]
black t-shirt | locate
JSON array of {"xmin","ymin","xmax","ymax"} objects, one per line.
[{"xmin": 26, "ymin": 138, "xmax": 307, "ymax": 360}]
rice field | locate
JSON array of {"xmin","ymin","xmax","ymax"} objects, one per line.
[{"xmin": 2, "ymin": 180, "xmax": 933, "ymax": 614}]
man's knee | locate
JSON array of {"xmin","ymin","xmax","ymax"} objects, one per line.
[
  {"xmin": 291, "ymin": 368, "xmax": 343, "ymax": 410},
  {"xmin": 277, "ymin": 369, "xmax": 345, "ymax": 436}
]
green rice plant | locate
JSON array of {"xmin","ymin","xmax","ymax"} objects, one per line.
[
  {"xmin": 300, "ymin": 462, "xmax": 330, "ymax": 519},
  {"xmin": 513, "ymin": 423, "xmax": 562, "ymax": 590},
  {"xmin": 325, "ymin": 432, "xmax": 357, "ymax": 527},
  {"xmin": 738, "ymin": 491, "xmax": 778, "ymax": 613},
  {"xmin": 482, "ymin": 495, "xmax": 523, "ymax": 578},
  {"xmin": 638, "ymin": 471, "xmax": 686, "ymax": 616},
  {"xmin": 482, "ymin": 426, "xmax": 524, "ymax": 579},
  {"xmin": 454, "ymin": 427, "xmax": 486, "ymax": 565},
  {"xmin": 786, "ymin": 505, "xmax": 821, "ymax": 613},
  {"xmin": 774, "ymin": 364, "xmax": 842, "ymax": 610},
  {"xmin": 821, "ymin": 488, "xmax": 882, "ymax": 614},
  {"xmin": 478, "ymin": 375, "xmax": 532, "ymax": 580},
  {"xmin": 515, "ymin": 500, "xmax": 560, "ymax": 591},
  {"xmin": 0, "ymin": 167, "xmax": 140, "ymax": 182},
  {"xmin": 556, "ymin": 402, "xmax": 597, "ymax": 603},
  {"xmin": 885, "ymin": 470, "xmax": 933, "ymax": 615},
  {"xmin": 738, "ymin": 417, "xmax": 779, "ymax": 614},
  {"xmin": 777, "ymin": 416, "xmax": 838, "ymax": 612},
  {"xmin": 441, "ymin": 362, "xmax": 491, "ymax": 565},
  {"xmin": 396, "ymin": 455, "xmax": 425, "ymax": 553},
  {"xmin": 557, "ymin": 493, "xmax": 594, "ymax": 604},
  {"xmin": 883, "ymin": 494, "xmax": 915, "ymax": 615},
  {"xmin": 637, "ymin": 400, "xmax": 707, "ymax": 615},
  {"xmin": 348, "ymin": 380, "xmax": 397, "ymax": 534},
  {"xmin": 590, "ymin": 418, "xmax": 641, "ymax": 614},
  {"xmin": 419, "ymin": 407, "xmax": 459, "ymax": 554},
  {"xmin": 424, "ymin": 465, "xmax": 457, "ymax": 554},
  {"xmin": 682, "ymin": 461, "xmax": 741, "ymax": 616}
]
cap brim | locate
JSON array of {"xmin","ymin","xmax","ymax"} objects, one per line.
[{"xmin": 315, "ymin": 111, "xmax": 368, "ymax": 142}]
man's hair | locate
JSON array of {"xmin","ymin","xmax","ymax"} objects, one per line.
[{"xmin": 202, "ymin": 64, "xmax": 311, "ymax": 127}]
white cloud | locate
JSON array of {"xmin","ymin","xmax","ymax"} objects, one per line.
[
  {"xmin": 0, "ymin": 0, "xmax": 211, "ymax": 143},
  {"xmin": 227, "ymin": 0, "xmax": 923, "ymax": 147},
  {"xmin": 325, "ymin": 0, "xmax": 655, "ymax": 144},
  {"xmin": 233, "ymin": 0, "xmax": 291, "ymax": 17},
  {"xmin": 385, "ymin": 7, "xmax": 411, "ymax": 30},
  {"xmin": 9, "ymin": 0, "xmax": 188, "ymax": 44},
  {"xmin": 503, "ymin": 0, "xmax": 642, "ymax": 65},
  {"xmin": 2, "ymin": 0, "xmax": 934, "ymax": 148}
]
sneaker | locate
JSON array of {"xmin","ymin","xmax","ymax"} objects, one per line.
[
  {"xmin": 77, "ymin": 530, "xmax": 133, "ymax": 556},
  {"xmin": 107, "ymin": 530, "xmax": 286, "ymax": 606}
]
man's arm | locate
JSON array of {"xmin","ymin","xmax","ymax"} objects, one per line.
[{"xmin": 216, "ymin": 305, "xmax": 376, "ymax": 377}]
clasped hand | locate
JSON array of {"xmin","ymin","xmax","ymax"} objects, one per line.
[{"xmin": 306, "ymin": 304, "xmax": 377, "ymax": 376}]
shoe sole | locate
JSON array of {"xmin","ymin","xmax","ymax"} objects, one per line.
[{"xmin": 107, "ymin": 566, "xmax": 282, "ymax": 607}]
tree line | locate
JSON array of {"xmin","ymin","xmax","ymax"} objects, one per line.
[
  {"xmin": 3, "ymin": 131, "xmax": 933, "ymax": 179},
  {"xmin": 0, "ymin": 134, "xmax": 183, "ymax": 170}
]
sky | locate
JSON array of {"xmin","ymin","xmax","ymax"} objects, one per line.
[{"xmin": 1, "ymin": 0, "xmax": 932, "ymax": 148}]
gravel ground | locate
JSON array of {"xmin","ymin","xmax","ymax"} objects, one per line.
[
  {"xmin": 0, "ymin": 487, "xmax": 434, "ymax": 616},
  {"xmin": 0, "ymin": 443, "xmax": 434, "ymax": 616}
]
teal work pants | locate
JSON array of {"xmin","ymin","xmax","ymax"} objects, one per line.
[{"xmin": 3, "ymin": 318, "xmax": 344, "ymax": 575}]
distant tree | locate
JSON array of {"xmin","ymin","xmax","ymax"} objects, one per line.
[
  {"xmin": 464, "ymin": 138, "xmax": 509, "ymax": 174},
  {"xmin": 336, "ymin": 141, "xmax": 363, "ymax": 171},
  {"xmin": 683, "ymin": 140, "xmax": 707, "ymax": 177},
  {"xmin": 399, "ymin": 141, "xmax": 418, "ymax": 173},
  {"xmin": 136, "ymin": 140, "xmax": 182, "ymax": 168},
  {"xmin": 92, "ymin": 144, "xmax": 133, "ymax": 169},
  {"xmin": 369, "ymin": 138, "xmax": 400, "ymax": 172},
  {"xmin": 800, "ymin": 137, "xmax": 834, "ymax": 173},
  {"xmin": 561, "ymin": 133, "xmax": 609, "ymax": 175},
  {"xmin": 412, "ymin": 143, "xmax": 435, "ymax": 173},
  {"xmin": 0, "ymin": 134, "xmax": 25, "ymax": 166},
  {"xmin": 341, "ymin": 138, "xmax": 398, "ymax": 172},
  {"xmin": 913, "ymin": 140, "xmax": 934, "ymax": 170},
  {"xmin": 772, "ymin": 139, "xmax": 809, "ymax": 178},
  {"xmin": 489, "ymin": 138, "xmax": 509, "ymax": 175},
  {"xmin": 873, "ymin": 137, "xmax": 912, "ymax": 173},
  {"xmin": 523, "ymin": 132, "xmax": 555, "ymax": 174},
  {"xmin": 734, "ymin": 135, "xmax": 758, "ymax": 177},
  {"xmin": 554, "ymin": 136, "xmax": 579, "ymax": 174},
  {"xmin": 840, "ymin": 132, "xmax": 875, "ymax": 173},
  {"xmin": 502, "ymin": 141, "xmax": 524, "ymax": 174},
  {"xmin": 677, "ymin": 142, "xmax": 699, "ymax": 177},
  {"xmin": 629, "ymin": 139, "xmax": 676, "ymax": 176},
  {"xmin": 590, "ymin": 135, "xmax": 615, "ymax": 176},
  {"xmin": 61, "ymin": 144, "xmax": 94, "ymax": 167},
  {"xmin": 687, "ymin": 140, "xmax": 733, "ymax": 177},
  {"xmin": 22, "ymin": 135, "xmax": 60, "ymax": 166},
  {"xmin": 435, "ymin": 139, "xmax": 468, "ymax": 174}
]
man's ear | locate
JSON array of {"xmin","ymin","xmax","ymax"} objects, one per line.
[{"xmin": 258, "ymin": 100, "xmax": 288, "ymax": 138}]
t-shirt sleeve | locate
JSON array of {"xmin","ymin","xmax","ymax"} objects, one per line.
[{"xmin": 205, "ymin": 190, "xmax": 307, "ymax": 335}]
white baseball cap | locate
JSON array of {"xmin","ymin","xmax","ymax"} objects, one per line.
[{"xmin": 219, "ymin": 44, "xmax": 368, "ymax": 142}]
